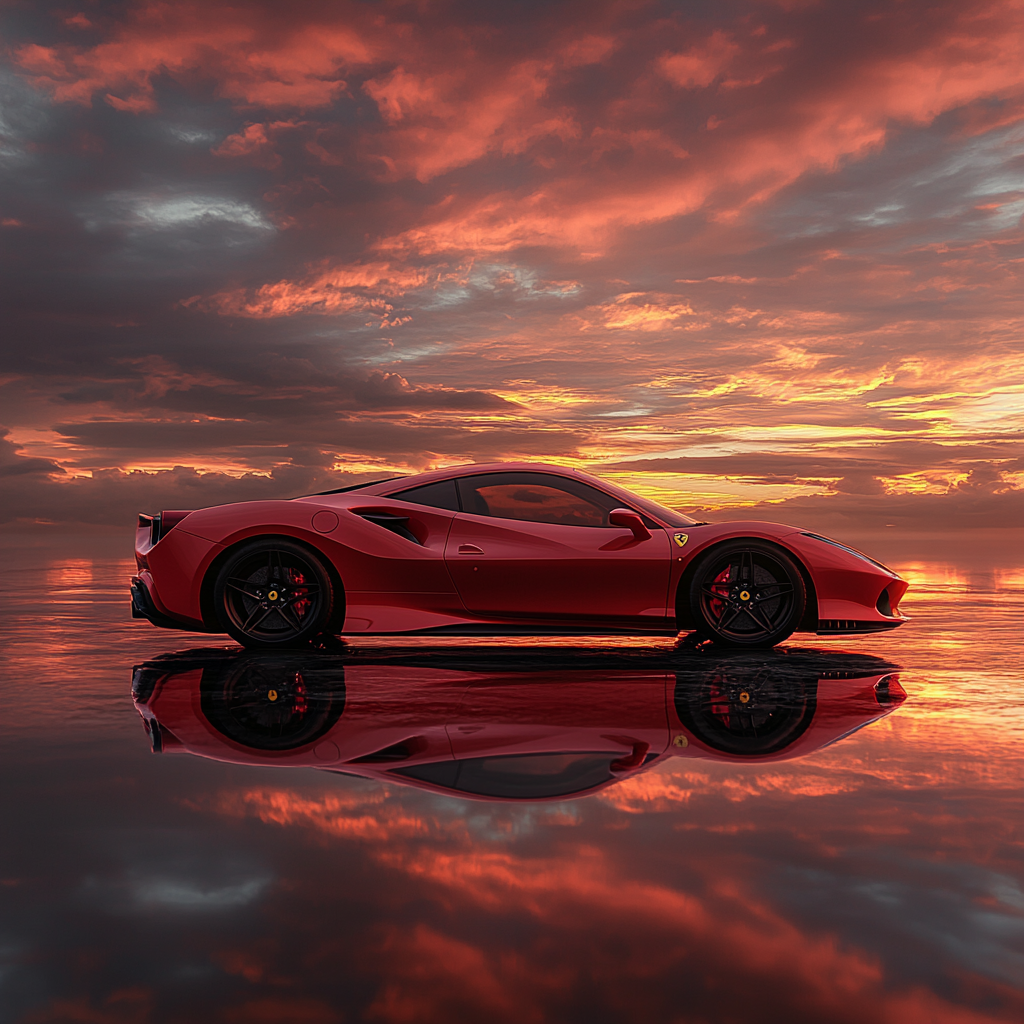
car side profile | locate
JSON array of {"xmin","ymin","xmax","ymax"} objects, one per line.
[{"xmin": 131, "ymin": 462, "xmax": 908, "ymax": 649}]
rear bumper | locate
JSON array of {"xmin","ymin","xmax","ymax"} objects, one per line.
[{"xmin": 131, "ymin": 576, "xmax": 211, "ymax": 632}]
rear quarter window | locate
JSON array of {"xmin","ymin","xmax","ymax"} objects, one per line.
[{"xmin": 389, "ymin": 479, "xmax": 460, "ymax": 511}]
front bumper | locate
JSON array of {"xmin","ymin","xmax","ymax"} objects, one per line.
[{"xmin": 815, "ymin": 617, "xmax": 908, "ymax": 635}]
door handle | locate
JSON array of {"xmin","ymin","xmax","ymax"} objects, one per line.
[{"xmin": 457, "ymin": 544, "xmax": 484, "ymax": 554}]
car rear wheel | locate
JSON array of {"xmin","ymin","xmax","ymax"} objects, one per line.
[
  {"xmin": 689, "ymin": 541, "xmax": 806, "ymax": 648},
  {"xmin": 214, "ymin": 539, "xmax": 334, "ymax": 649}
]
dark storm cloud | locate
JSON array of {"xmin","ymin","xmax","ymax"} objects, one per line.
[
  {"xmin": 0, "ymin": 0, "xmax": 1020, "ymax": 527},
  {"xmin": 608, "ymin": 440, "xmax": 1024, "ymax": 484},
  {"xmin": 701, "ymin": 469, "xmax": 1024, "ymax": 532},
  {"xmin": 0, "ymin": 421, "xmax": 590, "ymax": 525},
  {"xmin": 50, "ymin": 418, "xmax": 581, "ymax": 463},
  {"xmin": 0, "ymin": 429, "xmax": 65, "ymax": 477}
]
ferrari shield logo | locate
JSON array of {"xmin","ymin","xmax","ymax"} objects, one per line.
[{"xmin": 673, "ymin": 533, "xmax": 689, "ymax": 548}]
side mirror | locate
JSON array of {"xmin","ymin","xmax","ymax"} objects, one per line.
[
  {"xmin": 608, "ymin": 508, "xmax": 651, "ymax": 541},
  {"xmin": 609, "ymin": 740, "xmax": 651, "ymax": 773}
]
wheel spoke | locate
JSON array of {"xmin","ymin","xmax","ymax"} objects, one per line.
[
  {"xmin": 701, "ymin": 585, "xmax": 729, "ymax": 601},
  {"xmin": 745, "ymin": 602, "xmax": 777, "ymax": 634},
  {"xmin": 740, "ymin": 550, "xmax": 754, "ymax": 584},
  {"xmin": 226, "ymin": 577, "xmax": 262, "ymax": 600},
  {"xmin": 267, "ymin": 548, "xmax": 283, "ymax": 583},
  {"xmin": 242, "ymin": 604, "xmax": 274, "ymax": 633},
  {"xmin": 757, "ymin": 582, "xmax": 793, "ymax": 596},
  {"xmin": 717, "ymin": 603, "xmax": 744, "ymax": 630},
  {"xmin": 278, "ymin": 602, "xmax": 304, "ymax": 631}
]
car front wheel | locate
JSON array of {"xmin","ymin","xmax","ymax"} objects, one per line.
[
  {"xmin": 214, "ymin": 539, "xmax": 334, "ymax": 649},
  {"xmin": 689, "ymin": 541, "xmax": 806, "ymax": 648}
]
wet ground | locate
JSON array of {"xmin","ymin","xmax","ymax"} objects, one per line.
[{"xmin": 1, "ymin": 530, "xmax": 1021, "ymax": 1023}]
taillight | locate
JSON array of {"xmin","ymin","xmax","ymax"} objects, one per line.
[
  {"xmin": 138, "ymin": 510, "xmax": 194, "ymax": 546},
  {"xmin": 157, "ymin": 510, "xmax": 194, "ymax": 541}
]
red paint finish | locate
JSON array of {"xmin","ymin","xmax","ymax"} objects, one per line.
[
  {"xmin": 131, "ymin": 462, "xmax": 909, "ymax": 639},
  {"xmin": 145, "ymin": 528, "xmax": 219, "ymax": 627},
  {"xmin": 444, "ymin": 514, "xmax": 672, "ymax": 623},
  {"xmin": 311, "ymin": 510, "xmax": 339, "ymax": 533}
]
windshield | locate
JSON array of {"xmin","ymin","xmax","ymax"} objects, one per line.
[{"xmin": 624, "ymin": 493, "xmax": 698, "ymax": 528}]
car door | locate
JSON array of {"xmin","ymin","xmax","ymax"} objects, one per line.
[{"xmin": 443, "ymin": 472, "xmax": 672, "ymax": 625}]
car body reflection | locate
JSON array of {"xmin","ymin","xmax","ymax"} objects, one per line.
[{"xmin": 132, "ymin": 647, "xmax": 905, "ymax": 801}]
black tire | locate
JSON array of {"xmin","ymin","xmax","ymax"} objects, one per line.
[
  {"xmin": 688, "ymin": 541, "xmax": 806, "ymax": 648},
  {"xmin": 200, "ymin": 655, "xmax": 345, "ymax": 751},
  {"xmin": 214, "ymin": 539, "xmax": 334, "ymax": 649}
]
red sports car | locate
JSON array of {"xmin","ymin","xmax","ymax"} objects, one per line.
[
  {"xmin": 131, "ymin": 647, "xmax": 906, "ymax": 802},
  {"xmin": 131, "ymin": 462, "xmax": 908, "ymax": 648}
]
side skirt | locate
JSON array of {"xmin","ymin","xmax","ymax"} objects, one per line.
[{"xmin": 341, "ymin": 624, "xmax": 680, "ymax": 638}]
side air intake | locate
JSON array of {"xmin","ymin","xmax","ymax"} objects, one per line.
[{"xmin": 352, "ymin": 510, "xmax": 422, "ymax": 544}]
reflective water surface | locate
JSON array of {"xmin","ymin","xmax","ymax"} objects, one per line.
[{"xmin": 1, "ymin": 531, "xmax": 1022, "ymax": 1023}]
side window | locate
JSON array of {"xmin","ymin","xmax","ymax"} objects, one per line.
[
  {"xmin": 389, "ymin": 479, "xmax": 460, "ymax": 511},
  {"xmin": 456, "ymin": 473, "xmax": 614, "ymax": 527}
]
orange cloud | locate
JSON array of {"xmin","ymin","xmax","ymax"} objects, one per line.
[
  {"xmin": 358, "ymin": 60, "xmax": 581, "ymax": 182},
  {"xmin": 582, "ymin": 292, "xmax": 697, "ymax": 331},
  {"xmin": 17, "ymin": 1, "xmax": 1022, "ymax": 254},
  {"xmin": 15, "ymin": 2, "xmax": 374, "ymax": 113},
  {"xmin": 211, "ymin": 121, "xmax": 305, "ymax": 168},
  {"xmin": 190, "ymin": 261, "xmax": 431, "ymax": 318},
  {"xmin": 370, "ymin": 6, "xmax": 1022, "ymax": 254},
  {"xmin": 659, "ymin": 30, "xmax": 741, "ymax": 88}
]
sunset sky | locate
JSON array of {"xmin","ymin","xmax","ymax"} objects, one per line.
[{"xmin": 1, "ymin": 0, "xmax": 1021, "ymax": 532}]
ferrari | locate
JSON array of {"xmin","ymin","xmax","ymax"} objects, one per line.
[
  {"xmin": 131, "ymin": 462, "xmax": 908, "ymax": 648},
  {"xmin": 131, "ymin": 647, "xmax": 906, "ymax": 801}
]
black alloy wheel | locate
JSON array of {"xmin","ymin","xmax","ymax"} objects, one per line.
[
  {"xmin": 214, "ymin": 539, "xmax": 334, "ymax": 648},
  {"xmin": 689, "ymin": 541, "xmax": 806, "ymax": 648}
]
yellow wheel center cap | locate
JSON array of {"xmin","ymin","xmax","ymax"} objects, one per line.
[
  {"xmin": 739, "ymin": 590, "xmax": 750, "ymax": 601},
  {"xmin": 268, "ymin": 590, "xmax": 278, "ymax": 601},
  {"xmin": 268, "ymin": 690, "xmax": 278, "ymax": 702},
  {"xmin": 739, "ymin": 692, "xmax": 750, "ymax": 704}
]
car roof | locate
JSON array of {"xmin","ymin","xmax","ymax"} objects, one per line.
[{"xmin": 359, "ymin": 461, "xmax": 589, "ymax": 496}]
